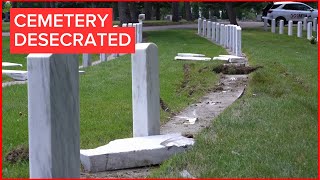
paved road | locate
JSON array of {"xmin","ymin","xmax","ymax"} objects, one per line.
[{"xmin": 2, "ymin": 21, "xmax": 263, "ymax": 36}]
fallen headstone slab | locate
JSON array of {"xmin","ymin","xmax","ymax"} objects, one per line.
[
  {"xmin": 212, "ymin": 56, "xmax": 229, "ymax": 61},
  {"xmin": 80, "ymin": 133, "xmax": 194, "ymax": 172},
  {"xmin": 2, "ymin": 70, "xmax": 28, "ymax": 81},
  {"xmin": 228, "ymin": 58, "xmax": 246, "ymax": 63},
  {"xmin": 177, "ymin": 53, "xmax": 206, "ymax": 57},
  {"xmin": 2, "ymin": 62, "xmax": 23, "ymax": 67},
  {"xmin": 175, "ymin": 56, "xmax": 211, "ymax": 61},
  {"xmin": 219, "ymin": 55, "xmax": 243, "ymax": 58}
]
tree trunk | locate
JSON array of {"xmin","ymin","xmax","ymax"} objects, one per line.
[
  {"xmin": 172, "ymin": 2, "xmax": 179, "ymax": 22},
  {"xmin": 128, "ymin": 2, "xmax": 138, "ymax": 23},
  {"xmin": 118, "ymin": 2, "xmax": 131, "ymax": 24},
  {"xmin": 225, "ymin": 2, "xmax": 238, "ymax": 25},
  {"xmin": 112, "ymin": 2, "xmax": 118, "ymax": 21},
  {"xmin": 184, "ymin": 2, "xmax": 192, "ymax": 21},
  {"xmin": 154, "ymin": 3, "xmax": 161, "ymax": 20},
  {"xmin": 144, "ymin": 2, "xmax": 152, "ymax": 20}
]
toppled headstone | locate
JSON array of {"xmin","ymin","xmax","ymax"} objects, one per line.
[
  {"xmin": 177, "ymin": 53, "xmax": 205, "ymax": 57},
  {"xmin": 175, "ymin": 56, "xmax": 211, "ymax": 61},
  {"xmin": 212, "ymin": 56, "xmax": 229, "ymax": 61},
  {"xmin": 2, "ymin": 62, "xmax": 23, "ymax": 67},
  {"xmin": 80, "ymin": 134, "xmax": 194, "ymax": 172},
  {"xmin": 2, "ymin": 70, "xmax": 28, "ymax": 81}
]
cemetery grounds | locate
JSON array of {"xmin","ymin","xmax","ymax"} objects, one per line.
[{"xmin": 2, "ymin": 28, "xmax": 318, "ymax": 177}]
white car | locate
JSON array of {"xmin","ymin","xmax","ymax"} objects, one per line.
[{"xmin": 264, "ymin": 2, "xmax": 318, "ymax": 25}]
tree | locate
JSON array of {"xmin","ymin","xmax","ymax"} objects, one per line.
[
  {"xmin": 154, "ymin": 3, "xmax": 161, "ymax": 20},
  {"xmin": 184, "ymin": 2, "xmax": 192, "ymax": 21},
  {"xmin": 226, "ymin": 2, "xmax": 238, "ymax": 25},
  {"xmin": 191, "ymin": 3, "xmax": 199, "ymax": 19},
  {"xmin": 172, "ymin": 2, "xmax": 179, "ymax": 22},
  {"xmin": 128, "ymin": 3, "xmax": 138, "ymax": 23},
  {"xmin": 118, "ymin": 2, "xmax": 131, "ymax": 24},
  {"xmin": 144, "ymin": 2, "xmax": 152, "ymax": 20}
]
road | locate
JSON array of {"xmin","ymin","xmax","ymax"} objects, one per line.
[{"xmin": 2, "ymin": 21, "xmax": 263, "ymax": 36}]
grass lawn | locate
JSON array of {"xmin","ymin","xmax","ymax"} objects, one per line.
[
  {"xmin": 151, "ymin": 28, "xmax": 318, "ymax": 178},
  {"xmin": 2, "ymin": 30, "xmax": 226, "ymax": 178},
  {"xmin": 2, "ymin": 22, "xmax": 10, "ymax": 32}
]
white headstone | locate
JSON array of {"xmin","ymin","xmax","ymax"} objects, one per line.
[
  {"xmin": 297, "ymin": 21, "xmax": 302, "ymax": 38},
  {"xmin": 307, "ymin": 22, "xmax": 312, "ymax": 40},
  {"xmin": 279, "ymin": 20, "xmax": 284, "ymax": 34},
  {"xmin": 288, "ymin": 20, "xmax": 293, "ymax": 36},
  {"xmin": 271, "ymin": 19, "xmax": 276, "ymax": 33},
  {"xmin": 303, "ymin": 17, "xmax": 308, "ymax": 30},
  {"xmin": 236, "ymin": 27, "xmax": 242, "ymax": 57},
  {"xmin": 122, "ymin": 23, "xmax": 128, "ymax": 27},
  {"xmin": 133, "ymin": 23, "xmax": 137, "ymax": 44},
  {"xmin": 198, "ymin": 18, "xmax": 202, "ymax": 34},
  {"xmin": 202, "ymin": 19, "xmax": 207, "ymax": 37},
  {"xmin": 215, "ymin": 23, "xmax": 220, "ymax": 43},
  {"xmin": 207, "ymin": 21, "xmax": 211, "ymax": 38},
  {"xmin": 233, "ymin": 26, "xmax": 237, "ymax": 54},
  {"xmin": 211, "ymin": 22, "xmax": 216, "ymax": 41},
  {"xmin": 139, "ymin": 23, "xmax": 143, "ymax": 43},
  {"xmin": 220, "ymin": 24, "xmax": 224, "ymax": 45},
  {"xmin": 313, "ymin": 18, "xmax": 317, "ymax": 31},
  {"xmin": 132, "ymin": 43, "xmax": 160, "ymax": 137},
  {"xmin": 128, "ymin": 23, "xmax": 133, "ymax": 27},
  {"xmin": 82, "ymin": 53, "xmax": 92, "ymax": 67},
  {"xmin": 100, "ymin": 53, "xmax": 107, "ymax": 62},
  {"xmin": 27, "ymin": 54, "xmax": 80, "ymax": 178}
]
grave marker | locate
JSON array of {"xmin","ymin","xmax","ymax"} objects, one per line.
[
  {"xmin": 198, "ymin": 18, "xmax": 202, "ymax": 34},
  {"xmin": 297, "ymin": 21, "xmax": 302, "ymax": 38},
  {"xmin": 132, "ymin": 43, "xmax": 160, "ymax": 137},
  {"xmin": 288, "ymin": 20, "xmax": 293, "ymax": 36},
  {"xmin": 211, "ymin": 22, "xmax": 216, "ymax": 41},
  {"xmin": 271, "ymin": 19, "xmax": 276, "ymax": 33},
  {"xmin": 279, "ymin": 20, "xmax": 284, "ymax": 34},
  {"xmin": 303, "ymin": 17, "xmax": 307, "ymax": 30},
  {"xmin": 82, "ymin": 53, "xmax": 92, "ymax": 67},
  {"xmin": 307, "ymin": 22, "xmax": 312, "ymax": 40},
  {"xmin": 27, "ymin": 54, "xmax": 80, "ymax": 178}
]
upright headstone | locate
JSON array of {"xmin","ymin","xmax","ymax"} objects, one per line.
[
  {"xmin": 128, "ymin": 23, "xmax": 133, "ymax": 27},
  {"xmin": 271, "ymin": 19, "xmax": 276, "ymax": 33},
  {"xmin": 224, "ymin": 26, "xmax": 228, "ymax": 48},
  {"xmin": 229, "ymin": 25, "xmax": 232, "ymax": 49},
  {"xmin": 288, "ymin": 20, "xmax": 293, "ymax": 36},
  {"xmin": 100, "ymin": 54, "xmax": 107, "ymax": 62},
  {"xmin": 207, "ymin": 21, "xmax": 211, "ymax": 38},
  {"xmin": 220, "ymin": 24, "xmax": 224, "ymax": 45},
  {"xmin": 263, "ymin": 17, "xmax": 268, "ymax": 31},
  {"xmin": 211, "ymin": 22, "xmax": 216, "ymax": 41},
  {"xmin": 202, "ymin": 19, "xmax": 207, "ymax": 37},
  {"xmin": 215, "ymin": 23, "xmax": 220, "ymax": 43},
  {"xmin": 313, "ymin": 18, "xmax": 317, "ymax": 31},
  {"xmin": 233, "ymin": 26, "xmax": 237, "ymax": 54},
  {"xmin": 279, "ymin": 20, "xmax": 284, "ymax": 34},
  {"xmin": 122, "ymin": 23, "xmax": 128, "ymax": 27},
  {"xmin": 198, "ymin": 18, "xmax": 202, "ymax": 34},
  {"xmin": 82, "ymin": 54, "xmax": 92, "ymax": 67},
  {"xmin": 307, "ymin": 22, "xmax": 312, "ymax": 40},
  {"xmin": 303, "ymin": 17, "xmax": 308, "ymax": 30},
  {"xmin": 139, "ymin": 23, "xmax": 143, "ymax": 43},
  {"xmin": 133, "ymin": 23, "xmax": 137, "ymax": 44},
  {"xmin": 132, "ymin": 43, "xmax": 160, "ymax": 137},
  {"xmin": 27, "ymin": 54, "xmax": 80, "ymax": 178},
  {"xmin": 297, "ymin": 21, "xmax": 302, "ymax": 38},
  {"xmin": 236, "ymin": 27, "xmax": 242, "ymax": 57}
]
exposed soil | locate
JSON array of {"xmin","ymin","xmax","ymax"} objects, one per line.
[
  {"xmin": 160, "ymin": 98, "xmax": 171, "ymax": 113},
  {"xmin": 5, "ymin": 146, "xmax": 29, "ymax": 163},
  {"xmin": 212, "ymin": 64, "xmax": 262, "ymax": 75}
]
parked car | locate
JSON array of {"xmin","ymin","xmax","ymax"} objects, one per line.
[{"xmin": 262, "ymin": 2, "xmax": 318, "ymax": 25}]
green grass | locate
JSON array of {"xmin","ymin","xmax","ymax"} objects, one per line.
[
  {"xmin": 2, "ymin": 30, "xmax": 226, "ymax": 178},
  {"xmin": 150, "ymin": 28, "xmax": 318, "ymax": 178},
  {"xmin": 2, "ymin": 22, "xmax": 10, "ymax": 32}
]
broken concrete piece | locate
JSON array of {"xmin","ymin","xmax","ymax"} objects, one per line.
[
  {"xmin": 2, "ymin": 62, "xmax": 23, "ymax": 67},
  {"xmin": 177, "ymin": 53, "xmax": 205, "ymax": 57},
  {"xmin": 80, "ymin": 134, "xmax": 194, "ymax": 172},
  {"xmin": 2, "ymin": 70, "xmax": 28, "ymax": 81},
  {"xmin": 175, "ymin": 56, "xmax": 211, "ymax": 61}
]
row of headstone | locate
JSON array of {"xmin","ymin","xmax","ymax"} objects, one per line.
[
  {"xmin": 81, "ymin": 23, "xmax": 143, "ymax": 68},
  {"xmin": 198, "ymin": 18, "xmax": 242, "ymax": 57},
  {"xmin": 27, "ymin": 42, "xmax": 160, "ymax": 177},
  {"xmin": 267, "ymin": 17, "xmax": 318, "ymax": 40},
  {"xmin": 122, "ymin": 22, "xmax": 143, "ymax": 44}
]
